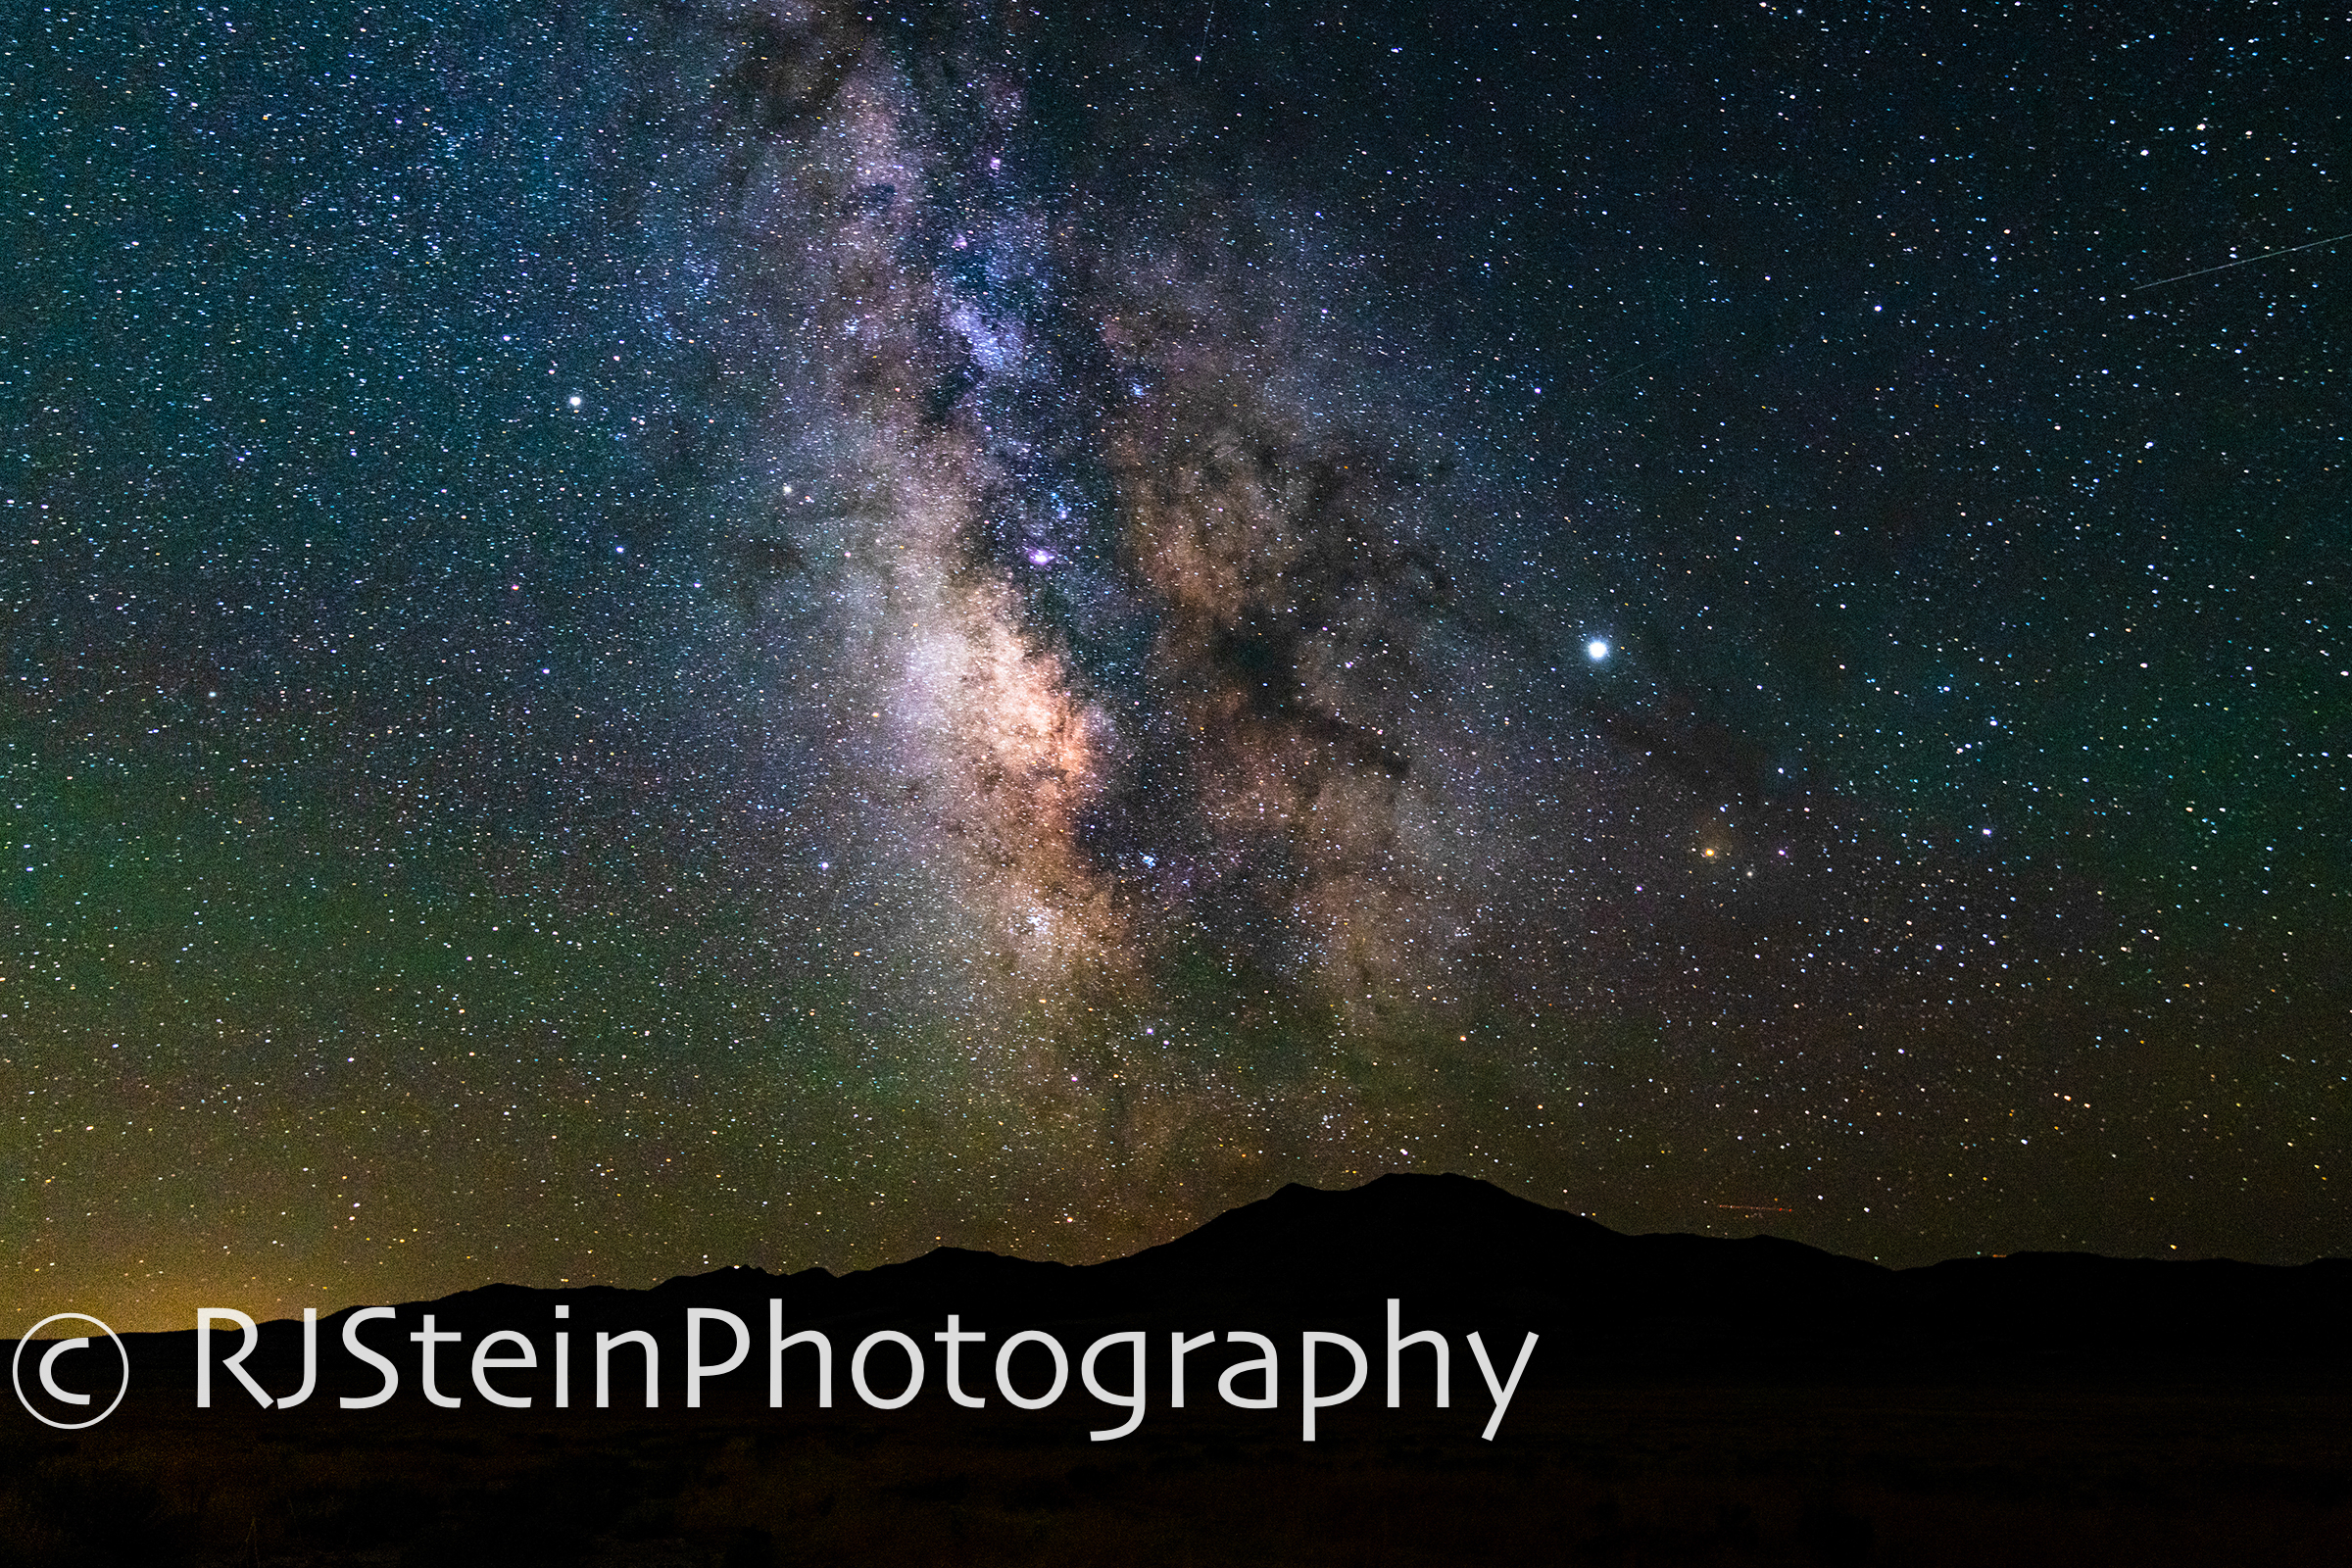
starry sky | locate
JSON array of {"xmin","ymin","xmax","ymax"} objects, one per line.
[{"xmin": 4, "ymin": 0, "xmax": 2346, "ymax": 1332}]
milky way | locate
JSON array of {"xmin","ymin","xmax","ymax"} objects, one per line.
[
  {"xmin": 692, "ymin": 29, "xmax": 1517, "ymax": 1023},
  {"xmin": 5, "ymin": 0, "xmax": 2343, "ymax": 1328}
]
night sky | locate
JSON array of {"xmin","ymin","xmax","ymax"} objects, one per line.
[{"xmin": 5, "ymin": 0, "xmax": 2346, "ymax": 1333}]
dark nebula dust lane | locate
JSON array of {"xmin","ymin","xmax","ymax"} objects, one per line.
[{"xmin": 3, "ymin": 1, "xmax": 2345, "ymax": 1329}]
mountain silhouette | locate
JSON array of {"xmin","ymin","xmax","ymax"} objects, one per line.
[{"xmin": 123, "ymin": 1174, "xmax": 2352, "ymax": 1401}]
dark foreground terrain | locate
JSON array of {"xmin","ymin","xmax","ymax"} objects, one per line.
[{"xmin": 6, "ymin": 1379, "xmax": 2349, "ymax": 1567}]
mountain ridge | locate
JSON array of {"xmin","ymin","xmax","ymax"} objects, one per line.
[{"xmin": 99, "ymin": 1174, "xmax": 2351, "ymax": 1396}]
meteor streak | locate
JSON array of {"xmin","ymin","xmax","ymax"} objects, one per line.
[{"xmin": 2130, "ymin": 230, "xmax": 2352, "ymax": 290}]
